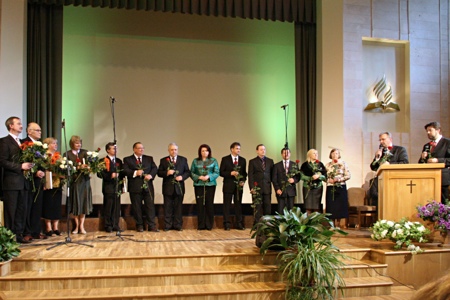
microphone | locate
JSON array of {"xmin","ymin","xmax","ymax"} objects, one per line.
[
  {"xmin": 280, "ymin": 104, "xmax": 288, "ymax": 109},
  {"xmin": 376, "ymin": 144, "xmax": 383, "ymax": 159},
  {"xmin": 424, "ymin": 144, "xmax": 431, "ymax": 153},
  {"xmin": 61, "ymin": 119, "xmax": 65, "ymax": 128},
  {"xmin": 110, "ymin": 96, "xmax": 116, "ymax": 103}
]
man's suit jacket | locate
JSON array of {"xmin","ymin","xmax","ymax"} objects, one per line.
[
  {"xmin": 99, "ymin": 156, "xmax": 124, "ymax": 194},
  {"xmin": 370, "ymin": 145, "xmax": 409, "ymax": 171},
  {"xmin": 0, "ymin": 135, "xmax": 26, "ymax": 191},
  {"xmin": 419, "ymin": 138, "xmax": 450, "ymax": 185},
  {"xmin": 123, "ymin": 154, "xmax": 157, "ymax": 193},
  {"xmin": 220, "ymin": 155, "xmax": 247, "ymax": 193},
  {"xmin": 272, "ymin": 160, "xmax": 298, "ymax": 197},
  {"xmin": 157, "ymin": 156, "xmax": 190, "ymax": 196},
  {"xmin": 248, "ymin": 156, "xmax": 274, "ymax": 195}
]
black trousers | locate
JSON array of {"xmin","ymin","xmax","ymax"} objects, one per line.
[
  {"xmin": 103, "ymin": 192, "xmax": 121, "ymax": 230},
  {"xmin": 163, "ymin": 193, "xmax": 184, "ymax": 230},
  {"xmin": 442, "ymin": 186, "xmax": 449, "ymax": 203},
  {"xmin": 3, "ymin": 189, "xmax": 28, "ymax": 236},
  {"xmin": 223, "ymin": 189, "xmax": 243, "ymax": 228},
  {"xmin": 254, "ymin": 194, "xmax": 272, "ymax": 224},
  {"xmin": 276, "ymin": 196, "xmax": 294, "ymax": 215},
  {"xmin": 195, "ymin": 186, "xmax": 216, "ymax": 230},
  {"xmin": 129, "ymin": 189, "xmax": 155, "ymax": 229},
  {"xmin": 26, "ymin": 185, "xmax": 44, "ymax": 236}
]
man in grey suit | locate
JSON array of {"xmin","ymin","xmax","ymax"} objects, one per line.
[
  {"xmin": 248, "ymin": 144, "xmax": 274, "ymax": 223},
  {"xmin": 0, "ymin": 117, "xmax": 33, "ymax": 243}
]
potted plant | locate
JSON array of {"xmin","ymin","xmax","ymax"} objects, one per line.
[
  {"xmin": 417, "ymin": 200, "xmax": 450, "ymax": 245},
  {"xmin": 252, "ymin": 207, "xmax": 348, "ymax": 300},
  {"xmin": 0, "ymin": 225, "xmax": 21, "ymax": 276}
]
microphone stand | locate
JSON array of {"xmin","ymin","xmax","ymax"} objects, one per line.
[
  {"xmin": 47, "ymin": 120, "xmax": 93, "ymax": 250},
  {"xmin": 282, "ymin": 105, "xmax": 289, "ymax": 149},
  {"xmin": 97, "ymin": 97, "xmax": 134, "ymax": 241}
]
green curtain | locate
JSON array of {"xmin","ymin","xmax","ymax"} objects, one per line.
[
  {"xmin": 27, "ymin": 3, "xmax": 63, "ymax": 143},
  {"xmin": 26, "ymin": 0, "xmax": 316, "ymax": 156}
]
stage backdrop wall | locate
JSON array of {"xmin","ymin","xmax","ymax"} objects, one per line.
[{"xmin": 62, "ymin": 6, "xmax": 296, "ymax": 205}]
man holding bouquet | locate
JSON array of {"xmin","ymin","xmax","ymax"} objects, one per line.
[{"xmin": 272, "ymin": 148, "xmax": 299, "ymax": 214}]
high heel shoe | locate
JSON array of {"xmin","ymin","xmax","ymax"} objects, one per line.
[
  {"xmin": 72, "ymin": 229, "xmax": 78, "ymax": 234},
  {"xmin": 80, "ymin": 229, "xmax": 87, "ymax": 234}
]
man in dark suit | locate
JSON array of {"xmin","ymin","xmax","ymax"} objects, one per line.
[
  {"xmin": 21, "ymin": 122, "xmax": 47, "ymax": 240},
  {"xmin": 0, "ymin": 117, "xmax": 33, "ymax": 243},
  {"xmin": 219, "ymin": 142, "xmax": 247, "ymax": 230},
  {"xmin": 248, "ymin": 144, "xmax": 274, "ymax": 223},
  {"xmin": 99, "ymin": 142, "xmax": 124, "ymax": 232},
  {"xmin": 272, "ymin": 148, "xmax": 299, "ymax": 214},
  {"xmin": 369, "ymin": 131, "xmax": 409, "ymax": 206},
  {"xmin": 123, "ymin": 142, "xmax": 158, "ymax": 232},
  {"xmin": 419, "ymin": 121, "xmax": 450, "ymax": 202},
  {"xmin": 157, "ymin": 143, "xmax": 190, "ymax": 231}
]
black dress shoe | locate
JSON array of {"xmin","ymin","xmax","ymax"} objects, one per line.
[
  {"xmin": 16, "ymin": 235, "xmax": 32, "ymax": 244},
  {"xmin": 137, "ymin": 226, "xmax": 144, "ymax": 232},
  {"xmin": 164, "ymin": 228, "xmax": 170, "ymax": 232},
  {"xmin": 224, "ymin": 227, "xmax": 230, "ymax": 231},
  {"xmin": 45, "ymin": 230, "xmax": 53, "ymax": 237},
  {"xmin": 105, "ymin": 227, "xmax": 112, "ymax": 233},
  {"xmin": 236, "ymin": 226, "xmax": 245, "ymax": 230},
  {"xmin": 53, "ymin": 230, "xmax": 61, "ymax": 236},
  {"xmin": 112, "ymin": 226, "xmax": 121, "ymax": 231},
  {"xmin": 176, "ymin": 228, "xmax": 183, "ymax": 231},
  {"xmin": 149, "ymin": 228, "xmax": 160, "ymax": 232}
]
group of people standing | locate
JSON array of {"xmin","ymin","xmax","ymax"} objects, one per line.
[{"xmin": 1, "ymin": 114, "xmax": 449, "ymax": 244}]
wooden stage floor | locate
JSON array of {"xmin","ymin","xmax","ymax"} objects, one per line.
[{"xmin": 4, "ymin": 228, "xmax": 429, "ymax": 299}]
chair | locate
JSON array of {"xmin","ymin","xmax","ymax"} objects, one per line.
[{"xmin": 347, "ymin": 187, "xmax": 377, "ymax": 230}]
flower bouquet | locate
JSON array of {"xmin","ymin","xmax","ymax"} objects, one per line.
[
  {"xmin": 326, "ymin": 160, "xmax": 344, "ymax": 200},
  {"xmin": 370, "ymin": 218, "xmax": 430, "ymax": 254},
  {"xmin": 18, "ymin": 141, "xmax": 48, "ymax": 191},
  {"xmin": 74, "ymin": 148, "xmax": 106, "ymax": 182},
  {"xmin": 251, "ymin": 181, "xmax": 262, "ymax": 220},
  {"xmin": 42, "ymin": 152, "xmax": 74, "ymax": 188},
  {"xmin": 233, "ymin": 160, "xmax": 244, "ymax": 202}
]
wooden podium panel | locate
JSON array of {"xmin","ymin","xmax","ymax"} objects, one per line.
[{"xmin": 377, "ymin": 163, "xmax": 444, "ymax": 222}]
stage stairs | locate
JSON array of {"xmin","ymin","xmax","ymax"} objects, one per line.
[{"xmin": 0, "ymin": 237, "xmax": 393, "ymax": 299}]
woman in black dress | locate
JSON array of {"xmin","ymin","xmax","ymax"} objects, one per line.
[
  {"xmin": 325, "ymin": 148, "xmax": 351, "ymax": 228},
  {"xmin": 300, "ymin": 149, "xmax": 326, "ymax": 214},
  {"xmin": 42, "ymin": 137, "xmax": 63, "ymax": 236}
]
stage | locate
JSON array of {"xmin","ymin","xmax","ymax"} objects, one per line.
[{"xmin": 0, "ymin": 228, "xmax": 446, "ymax": 299}]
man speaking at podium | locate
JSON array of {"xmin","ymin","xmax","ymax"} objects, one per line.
[
  {"xmin": 419, "ymin": 121, "xmax": 450, "ymax": 202},
  {"xmin": 369, "ymin": 132, "xmax": 409, "ymax": 206}
]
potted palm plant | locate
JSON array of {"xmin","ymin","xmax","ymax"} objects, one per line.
[
  {"xmin": 0, "ymin": 225, "xmax": 21, "ymax": 276},
  {"xmin": 252, "ymin": 207, "xmax": 348, "ymax": 300}
]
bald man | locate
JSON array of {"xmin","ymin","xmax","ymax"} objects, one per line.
[{"xmin": 21, "ymin": 122, "xmax": 47, "ymax": 240}]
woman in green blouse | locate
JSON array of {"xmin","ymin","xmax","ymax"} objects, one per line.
[{"xmin": 190, "ymin": 144, "xmax": 220, "ymax": 230}]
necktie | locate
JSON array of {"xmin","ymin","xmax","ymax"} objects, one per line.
[
  {"xmin": 430, "ymin": 141, "xmax": 437, "ymax": 152},
  {"xmin": 112, "ymin": 157, "xmax": 115, "ymax": 164},
  {"xmin": 261, "ymin": 157, "xmax": 265, "ymax": 171},
  {"xmin": 15, "ymin": 138, "xmax": 20, "ymax": 146},
  {"xmin": 137, "ymin": 157, "xmax": 141, "ymax": 164},
  {"xmin": 234, "ymin": 157, "xmax": 237, "ymax": 164},
  {"xmin": 172, "ymin": 157, "xmax": 176, "ymax": 164},
  {"xmin": 285, "ymin": 161, "xmax": 289, "ymax": 174}
]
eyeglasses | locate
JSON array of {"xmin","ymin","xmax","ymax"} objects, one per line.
[{"xmin": 32, "ymin": 129, "xmax": 42, "ymax": 132}]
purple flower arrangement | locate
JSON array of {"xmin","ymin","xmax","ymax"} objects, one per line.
[{"xmin": 417, "ymin": 200, "xmax": 450, "ymax": 232}]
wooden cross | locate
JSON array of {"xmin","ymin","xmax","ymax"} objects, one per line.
[{"xmin": 406, "ymin": 180, "xmax": 416, "ymax": 193}]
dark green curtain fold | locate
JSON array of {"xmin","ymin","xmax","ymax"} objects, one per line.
[
  {"xmin": 295, "ymin": 22, "xmax": 316, "ymax": 159},
  {"xmin": 27, "ymin": 3, "xmax": 63, "ymax": 143},
  {"xmin": 28, "ymin": 0, "xmax": 316, "ymax": 23}
]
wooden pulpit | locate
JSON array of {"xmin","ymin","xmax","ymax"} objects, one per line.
[{"xmin": 377, "ymin": 163, "xmax": 445, "ymax": 222}]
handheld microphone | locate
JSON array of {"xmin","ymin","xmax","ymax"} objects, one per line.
[
  {"xmin": 281, "ymin": 104, "xmax": 288, "ymax": 109},
  {"xmin": 61, "ymin": 119, "xmax": 65, "ymax": 128},
  {"xmin": 376, "ymin": 144, "xmax": 383, "ymax": 159},
  {"xmin": 424, "ymin": 144, "xmax": 431, "ymax": 153}
]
